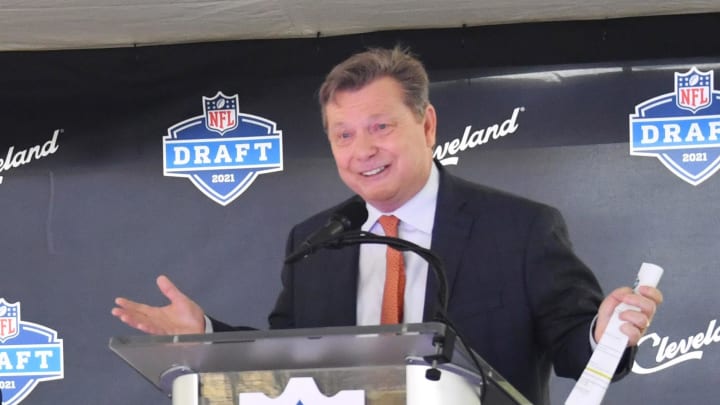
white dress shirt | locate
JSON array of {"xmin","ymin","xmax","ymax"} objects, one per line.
[{"xmin": 356, "ymin": 164, "xmax": 439, "ymax": 325}]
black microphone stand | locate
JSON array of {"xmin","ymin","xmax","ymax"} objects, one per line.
[{"xmin": 292, "ymin": 229, "xmax": 487, "ymax": 401}]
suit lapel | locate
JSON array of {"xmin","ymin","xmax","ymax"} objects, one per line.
[
  {"xmin": 339, "ymin": 242, "xmax": 361, "ymax": 324},
  {"xmin": 423, "ymin": 169, "xmax": 475, "ymax": 321},
  {"xmin": 297, "ymin": 195, "xmax": 362, "ymax": 327},
  {"xmin": 330, "ymin": 196, "xmax": 363, "ymax": 325}
]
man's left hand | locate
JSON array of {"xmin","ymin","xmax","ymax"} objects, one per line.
[{"xmin": 595, "ymin": 285, "xmax": 664, "ymax": 346}]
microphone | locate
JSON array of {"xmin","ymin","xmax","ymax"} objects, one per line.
[
  {"xmin": 280, "ymin": 201, "xmax": 487, "ymax": 393},
  {"xmin": 284, "ymin": 198, "xmax": 368, "ymax": 264}
]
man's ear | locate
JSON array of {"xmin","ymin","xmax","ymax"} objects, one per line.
[{"xmin": 423, "ymin": 104, "xmax": 437, "ymax": 148}]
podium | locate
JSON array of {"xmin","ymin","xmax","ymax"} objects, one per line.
[{"xmin": 110, "ymin": 322, "xmax": 531, "ymax": 405}]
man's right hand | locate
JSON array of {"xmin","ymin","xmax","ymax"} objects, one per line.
[{"xmin": 112, "ymin": 275, "xmax": 206, "ymax": 335}]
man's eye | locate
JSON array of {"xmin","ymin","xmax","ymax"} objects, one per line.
[
  {"xmin": 333, "ymin": 131, "xmax": 353, "ymax": 144},
  {"xmin": 372, "ymin": 123, "xmax": 392, "ymax": 134}
]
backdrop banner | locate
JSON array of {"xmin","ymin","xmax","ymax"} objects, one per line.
[{"xmin": 0, "ymin": 35, "xmax": 718, "ymax": 404}]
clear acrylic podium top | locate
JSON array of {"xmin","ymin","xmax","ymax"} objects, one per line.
[
  {"xmin": 110, "ymin": 323, "xmax": 458, "ymax": 389},
  {"xmin": 109, "ymin": 322, "xmax": 531, "ymax": 404}
]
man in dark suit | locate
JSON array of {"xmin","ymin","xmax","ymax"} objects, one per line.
[
  {"xmin": 113, "ymin": 47, "xmax": 662, "ymax": 405},
  {"xmin": 252, "ymin": 165, "xmax": 607, "ymax": 404}
]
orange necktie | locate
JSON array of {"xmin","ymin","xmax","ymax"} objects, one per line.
[{"xmin": 379, "ymin": 215, "xmax": 405, "ymax": 324}]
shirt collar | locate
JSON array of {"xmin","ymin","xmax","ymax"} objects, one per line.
[{"xmin": 363, "ymin": 163, "xmax": 439, "ymax": 234}]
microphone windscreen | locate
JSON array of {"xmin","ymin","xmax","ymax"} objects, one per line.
[{"xmin": 331, "ymin": 199, "xmax": 368, "ymax": 231}]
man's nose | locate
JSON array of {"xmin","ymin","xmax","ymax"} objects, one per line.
[{"xmin": 353, "ymin": 132, "xmax": 378, "ymax": 159}]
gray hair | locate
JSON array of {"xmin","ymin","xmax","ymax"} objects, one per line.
[{"xmin": 318, "ymin": 46, "xmax": 430, "ymax": 129}]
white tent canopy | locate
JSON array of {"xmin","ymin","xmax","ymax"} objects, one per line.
[{"xmin": 1, "ymin": 0, "xmax": 718, "ymax": 51}]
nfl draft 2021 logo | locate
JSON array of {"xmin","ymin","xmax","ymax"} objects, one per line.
[
  {"xmin": 0, "ymin": 299, "xmax": 64, "ymax": 405},
  {"xmin": 629, "ymin": 67, "xmax": 720, "ymax": 185},
  {"xmin": 163, "ymin": 91, "xmax": 283, "ymax": 205}
]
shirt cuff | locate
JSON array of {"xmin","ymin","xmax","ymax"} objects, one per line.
[{"xmin": 204, "ymin": 315, "xmax": 213, "ymax": 333}]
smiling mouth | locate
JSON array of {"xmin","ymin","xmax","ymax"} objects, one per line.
[{"xmin": 361, "ymin": 165, "xmax": 388, "ymax": 176}]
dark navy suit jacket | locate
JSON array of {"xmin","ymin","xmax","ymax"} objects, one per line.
[{"xmin": 214, "ymin": 166, "xmax": 633, "ymax": 404}]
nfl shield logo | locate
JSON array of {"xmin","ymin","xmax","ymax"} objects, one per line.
[
  {"xmin": 675, "ymin": 67, "xmax": 713, "ymax": 113},
  {"xmin": 203, "ymin": 92, "xmax": 239, "ymax": 135},
  {"xmin": 630, "ymin": 66, "xmax": 720, "ymax": 186},
  {"xmin": 0, "ymin": 298, "xmax": 20, "ymax": 343},
  {"xmin": 163, "ymin": 91, "xmax": 283, "ymax": 205}
]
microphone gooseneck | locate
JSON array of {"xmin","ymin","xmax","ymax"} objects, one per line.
[{"xmin": 286, "ymin": 221, "xmax": 487, "ymax": 397}]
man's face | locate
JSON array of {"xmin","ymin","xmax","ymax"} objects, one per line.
[{"xmin": 325, "ymin": 76, "xmax": 436, "ymax": 212}]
